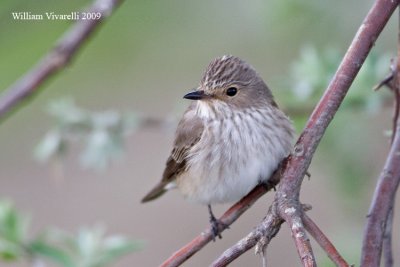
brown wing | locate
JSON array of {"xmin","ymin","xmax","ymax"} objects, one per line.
[{"xmin": 141, "ymin": 105, "xmax": 204, "ymax": 203}]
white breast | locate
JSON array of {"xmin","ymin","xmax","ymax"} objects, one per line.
[{"xmin": 176, "ymin": 101, "xmax": 293, "ymax": 204}]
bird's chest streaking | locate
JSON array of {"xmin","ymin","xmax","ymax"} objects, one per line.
[{"xmin": 176, "ymin": 101, "xmax": 293, "ymax": 204}]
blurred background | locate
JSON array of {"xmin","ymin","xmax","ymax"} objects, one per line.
[{"xmin": 0, "ymin": 0, "xmax": 399, "ymax": 266}]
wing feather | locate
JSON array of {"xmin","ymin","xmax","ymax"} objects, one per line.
[{"xmin": 141, "ymin": 105, "xmax": 203, "ymax": 202}]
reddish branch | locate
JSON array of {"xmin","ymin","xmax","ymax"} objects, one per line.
[
  {"xmin": 272, "ymin": 0, "xmax": 397, "ymax": 265},
  {"xmin": 0, "ymin": 0, "xmax": 124, "ymax": 122},
  {"xmin": 210, "ymin": 205, "xmax": 351, "ymax": 267},
  {"xmin": 274, "ymin": 0, "xmax": 397, "ymax": 206},
  {"xmin": 3, "ymin": 0, "xmax": 397, "ymax": 265},
  {"xmin": 361, "ymin": 2, "xmax": 400, "ymax": 265},
  {"xmin": 395, "ymin": 5, "xmax": 400, "ymax": 144},
  {"xmin": 383, "ymin": 208, "xmax": 394, "ymax": 267},
  {"xmin": 159, "ymin": 174, "xmax": 280, "ymax": 267},
  {"xmin": 161, "ymin": 0, "xmax": 398, "ymax": 266},
  {"xmin": 209, "ymin": 204, "xmax": 314, "ymax": 267},
  {"xmin": 209, "ymin": 204, "xmax": 283, "ymax": 267},
  {"xmin": 278, "ymin": 203, "xmax": 316, "ymax": 266},
  {"xmin": 360, "ymin": 106, "xmax": 400, "ymax": 265},
  {"xmin": 381, "ymin": 20, "xmax": 400, "ymax": 265},
  {"xmin": 303, "ymin": 214, "xmax": 349, "ymax": 267}
]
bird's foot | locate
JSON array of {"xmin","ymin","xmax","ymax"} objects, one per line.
[
  {"xmin": 208, "ymin": 205, "xmax": 229, "ymax": 241},
  {"xmin": 209, "ymin": 216, "xmax": 229, "ymax": 241}
]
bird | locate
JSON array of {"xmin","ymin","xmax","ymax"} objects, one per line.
[{"xmin": 141, "ymin": 55, "xmax": 294, "ymax": 239}]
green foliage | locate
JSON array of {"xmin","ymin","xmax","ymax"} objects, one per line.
[
  {"xmin": 31, "ymin": 226, "xmax": 142, "ymax": 267},
  {"xmin": 0, "ymin": 200, "xmax": 141, "ymax": 266},
  {"xmin": 289, "ymin": 46, "xmax": 340, "ymax": 102},
  {"xmin": 286, "ymin": 45, "xmax": 392, "ymax": 114},
  {"xmin": 283, "ymin": 46, "xmax": 393, "ymax": 203},
  {"xmin": 34, "ymin": 98, "xmax": 138, "ymax": 170},
  {"xmin": 0, "ymin": 200, "xmax": 29, "ymax": 261}
]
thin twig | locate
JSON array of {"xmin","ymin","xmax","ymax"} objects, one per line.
[
  {"xmin": 0, "ymin": 0, "xmax": 124, "ymax": 123},
  {"xmin": 395, "ymin": 3, "xmax": 400, "ymax": 144},
  {"xmin": 360, "ymin": 112, "xmax": 400, "ymax": 265},
  {"xmin": 303, "ymin": 214, "xmax": 349, "ymax": 267},
  {"xmin": 381, "ymin": 9, "xmax": 400, "ymax": 264},
  {"xmin": 392, "ymin": 84, "xmax": 400, "ymax": 142},
  {"xmin": 210, "ymin": 204, "xmax": 313, "ymax": 267},
  {"xmin": 373, "ymin": 73, "xmax": 393, "ymax": 91},
  {"xmin": 383, "ymin": 207, "xmax": 394, "ymax": 267},
  {"xmin": 209, "ymin": 205, "xmax": 283, "ymax": 267}
]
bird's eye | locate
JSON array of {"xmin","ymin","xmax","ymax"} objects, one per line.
[{"xmin": 226, "ymin": 87, "xmax": 237, "ymax": 97}]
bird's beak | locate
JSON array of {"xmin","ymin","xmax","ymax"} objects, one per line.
[{"xmin": 183, "ymin": 90, "xmax": 208, "ymax": 100}]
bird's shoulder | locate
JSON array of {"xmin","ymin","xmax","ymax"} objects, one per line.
[
  {"xmin": 172, "ymin": 105, "xmax": 204, "ymax": 162},
  {"xmin": 161, "ymin": 104, "xmax": 204, "ymax": 182}
]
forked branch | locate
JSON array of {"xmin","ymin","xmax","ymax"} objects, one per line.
[
  {"xmin": 360, "ymin": 97, "xmax": 400, "ymax": 265},
  {"xmin": 3, "ymin": 0, "xmax": 399, "ymax": 266},
  {"xmin": 161, "ymin": 0, "xmax": 398, "ymax": 266},
  {"xmin": 361, "ymin": 3, "xmax": 400, "ymax": 265},
  {"xmin": 267, "ymin": 0, "xmax": 397, "ymax": 265},
  {"xmin": 159, "ymin": 173, "xmax": 280, "ymax": 267},
  {"xmin": 209, "ymin": 204, "xmax": 283, "ymax": 267}
]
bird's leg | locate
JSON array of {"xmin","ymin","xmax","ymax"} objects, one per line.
[
  {"xmin": 207, "ymin": 205, "xmax": 225, "ymax": 241},
  {"xmin": 260, "ymin": 179, "xmax": 277, "ymax": 191}
]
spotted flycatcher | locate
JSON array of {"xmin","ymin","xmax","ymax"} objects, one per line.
[{"xmin": 142, "ymin": 55, "xmax": 294, "ymax": 238}]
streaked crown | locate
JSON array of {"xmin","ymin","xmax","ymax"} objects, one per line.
[
  {"xmin": 201, "ymin": 55, "xmax": 258, "ymax": 89},
  {"xmin": 198, "ymin": 55, "xmax": 276, "ymax": 108}
]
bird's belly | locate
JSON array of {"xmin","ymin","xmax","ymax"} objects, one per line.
[{"xmin": 177, "ymin": 143, "xmax": 282, "ymax": 205}]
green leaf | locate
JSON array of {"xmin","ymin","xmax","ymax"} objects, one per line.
[
  {"xmin": 34, "ymin": 130, "xmax": 65, "ymax": 162},
  {"xmin": 80, "ymin": 129, "xmax": 122, "ymax": 169},
  {"xmin": 29, "ymin": 240, "xmax": 74, "ymax": 267},
  {"xmin": 0, "ymin": 201, "xmax": 29, "ymax": 244},
  {"xmin": 0, "ymin": 200, "xmax": 29, "ymax": 262},
  {"xmin": 98, "ymin": 237, "xmax": 143, "ymax": 266},
  {"xmin": 47, "ymin": 98, "xmax": 90, "ymax": 129},
  {"xmin": 0, "ymin": 242, "xmax": 20, "ymax": 261},
  {"xmin": 0, "ymin": 201, "xmax": 141, "ymax": 266},
  {"xmin": 57, "ymin": 226, "xmax": 142, "ymax": 267},
  {"xmin": 35, "ymin": 98, "xmax": 140, "ymax": 170},
  {"xmin": 285, "ymin": 45, "xmax": 392, "ymax": 115}
]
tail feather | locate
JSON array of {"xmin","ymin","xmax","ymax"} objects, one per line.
[{"xmin": 141, "ymin": 182, "xmax": 168, "ymax": 203}]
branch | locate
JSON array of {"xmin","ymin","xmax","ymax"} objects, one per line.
[
  {"xmin": 209, "ymin": 204, "xmax": 283, "ymax": 267},
  {"xmin": 383, "ymin": 208, "xmax": 394, "ymax": 267},
  {"xmin": 381, "ymin": 9, "xmax": 400, "ymax": 265},
  {"xmin": 270, "ymin": 198, "xmax": 316, "ymax": 266},
  {"xmin": 360, "ymin": 2, "xmax": 400, "ymax": 265},
  {"xmin": 159, "ymin": 172, "xmax": 280, "ymax": 267},
  {"xmin": 303, "ymin": 214, "xmax": 350, "ymax": 267},
  {"xmin": 360, "ymin": 107, "xmax": 400, "ymax": 265},
  {"xmin": 0, "ymin": 0, "xmax": 124, "ymax": 122},
  {"xmin": 210, "ymin": 204, "xmax": 314, "ymax": 267},
  {"xmin": 276, "ymin": 0, "xmax": 398, "ymax": 199},
  {"xmin": 160, "ymin": 0, "xmax": 397, "ymax": 266},
  {"xmin": 273, "ymin": 0, "xmax": 397, "ymax": 265}
]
